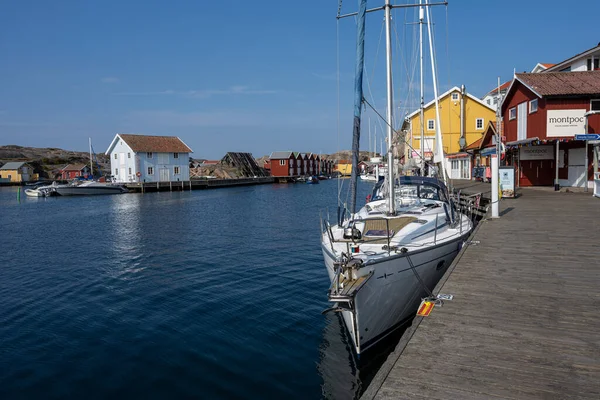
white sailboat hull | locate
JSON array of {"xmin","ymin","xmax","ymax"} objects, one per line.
[{"xmin": 322, "ymin": 232, "xmax": 468, "ymax": 354}]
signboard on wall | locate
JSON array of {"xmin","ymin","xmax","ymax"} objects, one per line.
[
  {"xmin": 547, "ymin": 109, "xmax": 586, "ymax": 137},
  {"xmin": 520, "ymin": 145, "xmax": 554, "ymax": 160}
]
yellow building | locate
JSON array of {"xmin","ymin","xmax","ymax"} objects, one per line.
[
  {"xmin": 0, "ymin": 162, "xmax": 36, "ymax": 183},
  {"xmin": 334, "ymin": 160, "xmax": 352, "ymax": 176},
  {"xmin": 405, "ymin": 86, "xmax": 496, "ymax": 159}
]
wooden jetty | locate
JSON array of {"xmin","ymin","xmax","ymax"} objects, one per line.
[
  {"xmin": 125, "ymin": 177, "xmax": 274, "ymax": 193},
  {"xmin": 361, "ymin": 188, "xmax": 600, "ymax": 400}
]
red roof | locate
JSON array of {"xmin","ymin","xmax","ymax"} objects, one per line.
[
  {"xmin": 119, "ymin": 134, "xmax": 192, "ymax": 153},
  {"xmin": 516, "ymin": 71, "xmax": 600, "ymax": 96},
  {"xmin": 465, "ymin": 138, "xmax": 482, "ymax": 150},
  {"xmin": 541, "ymin": 63, "xmax": 556, "ymax": 68},
  {"xmin": 61, "ymin": 163, "xmax": 88, "ymax": 172},
  {"xmin": 486, "ymin": 80, "xmax": 512, "ymax": 95}
]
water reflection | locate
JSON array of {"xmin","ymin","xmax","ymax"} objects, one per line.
[
  {"xmin": 106, "ymin": 194, "xmax": 144, "ymax": 279},
  {"xmin": 318, "ymin": 313, "xmax": 410, "ymax": 399}
]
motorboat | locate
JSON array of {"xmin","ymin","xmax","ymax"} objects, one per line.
[{"xmin": 53, "ymin": 180, "xmax": 128, "ymax": 196}]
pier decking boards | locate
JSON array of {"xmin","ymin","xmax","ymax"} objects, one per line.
[{"xmin": 362, "ymin": 188, "xmax": 600, "ymax": 400}]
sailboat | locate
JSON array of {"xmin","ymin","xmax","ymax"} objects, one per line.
[
  {"xmin": 320, "ymin": 0, "xmax": 473, "ymax": 355},
  {"xmin": 54, "ymin": 139, "xmax": 128, "ymax": 196}
]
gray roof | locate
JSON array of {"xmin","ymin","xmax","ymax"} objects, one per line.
[
  {"xmin": 0, "ymin": 161, "xmax": 27, "ymax": 170},
  {"xmin": 269, "ymin": 151, "xmax": 293, "ymax": 159}
]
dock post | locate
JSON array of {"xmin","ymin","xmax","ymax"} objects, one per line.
[
  {"xmin": 189, "ymin": 180, "xmax": 192, "ymax": 191},
  {"xmin": 169, "ymin": 181, "xmax": 172, "ymax": 191}
]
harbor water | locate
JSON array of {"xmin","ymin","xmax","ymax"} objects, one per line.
[{"xmin": 0, "ymin": 181, "xmax": 404, "ymax": 399}]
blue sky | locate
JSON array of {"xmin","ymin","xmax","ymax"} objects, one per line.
[{"xmin": 0, "ymin": 0, "xmax": 598, "ymax": 159}]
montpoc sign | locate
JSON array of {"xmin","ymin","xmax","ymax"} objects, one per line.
[{"xmin": 547, "ymin": 109, "xmax": 586, "ymax": 137}]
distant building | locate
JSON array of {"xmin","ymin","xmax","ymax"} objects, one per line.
[
  {"xmin": 0, "ymin": 162, "xmax": 36, "ymax": 183},
  {"xmin": 404, "ymin": 86, "xmax": 496, "ymax": 176},
  {"xmin": 268, "ymin": 151, "xmax": 296, "ymax": 177},
  {"xmin": 334, "ymin": 160, "xmax": 352, "ymax": 176},
  {"xmin": 543, "ymin": 43, "xmax": 600, "ymax": 73},
  {"xmin": 105, "ymin": 134, "xmax": 193, "ymax": 183},
  {"xmin": 531, "ymin": 63, "xmax": 556, "ymax": 73},
  {"xmin": 60, "ymin": 164, "xmax": 91, "ymax": 180},
  {"xmin": 481, "ymin": 80, "xmax": 512, "ymax": 111}
]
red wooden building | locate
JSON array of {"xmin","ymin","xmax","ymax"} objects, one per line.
[
  {"xmin": 268, "ymin": 151, "xmax": 296, "ymax": 177},
  {"xmin": 501, "ymin": 71, "xmax": 600, "ymax": 187},
  {"xmin": 60, "ymin": 164, "xmax": 91, "ymax": 180}
]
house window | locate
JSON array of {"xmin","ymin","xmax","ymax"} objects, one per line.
[
  {"xmin": 174, "ymin": 166, "xmax": 180, "ymax": 174},
  {"xmin": 509, "ymin": 107, "xmax": 516, "ymax": 120},
  {"xmin": 493, "ymin": 97, "xmax": 498, "ymax": 105},
  {"xmin": 451, "ymin": 93, "xmax": 459, "ymax": 101},
  {"xmin": 128, "ymin": 168, "xmax": 132, "ymax": 174},
  {"xmin": 279, "ymin": 160, "xmax": 286, "ymax": 166},
  {"xmin": 148, "ymin": 167, "xmax": 154, "ymax": 175},
  {"xmin": 114, "ymin": 153, "xmax": 118, "ymax": 159},
  {"xmin": 487, "ymin": 99, "xmax": 491, "ymax": 105},
  {"xmin": 147, "ymin": 152, "xmax": 153, "ymax": 159},
  {"xmin": 559, "ymin": 66, "xmax": 571, "ymax": 72},
  {"xmin": 529, "ymin": 99, "xmax": 538, "ymax": 113},
  {"xmin": 174, "ymin": 153, "xmax": 179, "ymax": 159},
  {"xmin": 128, "ymin": 153, "xmax": 131, "ymax": 158},
  {"xmin": 115, "ymin": 168, "xmax": 118, "ymax": 175},
  {"xmin": 591, "ymin": 99, "xmax": 600, "ymax": 111},
  {"xmin": 587, "ymin": 58, "xmax": 599, "ymax": 71},
  {"xmin": 427, "ymin": 119, "xmax": 435, "ymax": 131},
  {"xmin": 476, "ymin": 118, "xmax": 484, "ymax": 130}
]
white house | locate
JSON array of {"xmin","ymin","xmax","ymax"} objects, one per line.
[
  {"xmin": 105, "ymin": 134, "xmax": 193, "ymax": 183},
  {"xmin": 543, "ymin": 42, "xmax": 600, "ymax": 73}
]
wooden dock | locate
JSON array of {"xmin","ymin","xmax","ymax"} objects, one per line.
[
  {"xmin": 361, "ymin": 188, "xmax": 600, "ymax": 400},
  {"xmin": 124, "ymin": 177, "xmax": 274, "ymax": 192}
]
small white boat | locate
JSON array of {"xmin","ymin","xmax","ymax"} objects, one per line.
[
  {"xmin": 54, "ymin": 180, "xmax": 128, "ymax": 196},
  {"xmin": 24, "ymin": 182, "xmax": 64, "ymax": 197}
]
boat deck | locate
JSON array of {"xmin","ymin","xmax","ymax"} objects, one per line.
[{"xmin": 361, "ymin": 188, "xmax": 600, "ymax": 400}]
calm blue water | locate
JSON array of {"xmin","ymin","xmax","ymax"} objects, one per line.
[{"xmin": 0, "ymin": 181, "xmax": 400, "ymax": 399}]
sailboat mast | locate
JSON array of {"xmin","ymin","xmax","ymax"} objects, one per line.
[
  {"xmin": 349, "ymin": 0, "xmax": 367, "ymax": 215},
  {"xmin": 419, "ymin": 0, "xmax": 425, "ymax": 174},
  {"xmin": 425, "ymin": 0, "xmax": 447, "ymax": 184},
  {"xmin": 384, "ymin": 0, "xmax": 395, "ymax": 214},
  {"xmin": 89, "ymin": 137, "xmax": 93, "ymax": 177}
]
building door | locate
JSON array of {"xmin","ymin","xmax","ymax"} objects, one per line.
[
  {"xmin": 120, "ymin": 168, "xmax": 126, "ymax": 182},
  {"xmin": 159, "ymin": 168, "xmax": 170, "ymax": 182},
  {"xmin": 567, "ymin": 148, "xmax": 586, "ymax": 187},
  {"xmin": 517, "ymin": 102, "xmax": 527, "ymax": 140},
  {"xmin": 119, "ymin": 152, "xmax": 126, "ymax": 166}
]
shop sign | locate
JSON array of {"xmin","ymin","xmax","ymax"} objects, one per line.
[
  {"xmin": 547, "ymin": 109, "xmax": 586, "ymax": 137},
  {"xmin": 520, "ymin": 145, "xmax": 554, "ymax": 160}
]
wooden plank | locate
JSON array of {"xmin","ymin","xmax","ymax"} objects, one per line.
[{"xmin": 362, "ymin": 188, "xmax": 600, "ymax": 400}]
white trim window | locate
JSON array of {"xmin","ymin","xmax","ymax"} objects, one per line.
[
  {"xmin": 127, "ymin": 153, "xmax": 131, "ymax": 158},
  {"xmin": 591, "ymin": 99, "xmax": 600, "ymax": 111},
  {"xmin": 114, "ymin": 153, "xmax": 118, "ymax": 160},
  {"xmin": 509, "ymin": 107, "xmax": 517, "ymax": 120},
  {"xmin": 529, "ymin": 99, "xmax": 538, "ymax": 114},
  {"xmin": 128, "ymin": 168, "xmax": 132, "ymax": 174},
  {"xmin": 148, "ymin": 167, "xmax": 154, "ymax": 175},
  {"xmin": 476, "ymin": 118, "xmax": 484, "ymax": 130},
  {"xmin": 174, "ymin": 166, "xmax": 180, "ymax": 175},
  {"xmin": 174, "ymin": 153, "xmax": 179, "ymax": 159},
  {"xmin": 427, "ymin": 119, "xmax": 435, "ymax": 131},
  {"xmin": 279, "ymin": 160, "xmax": 286, "ymax": 166},
  {"xmin": 147, "ymin": 152, "xmax": 153, "ymax": 159},
  {"xmin": 114, "ymin": 168, "xmax": 118, "ymax": 175},
  {"xmin": 451, "ymin": 92, "xmax": 459, "ymax": 101}
]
